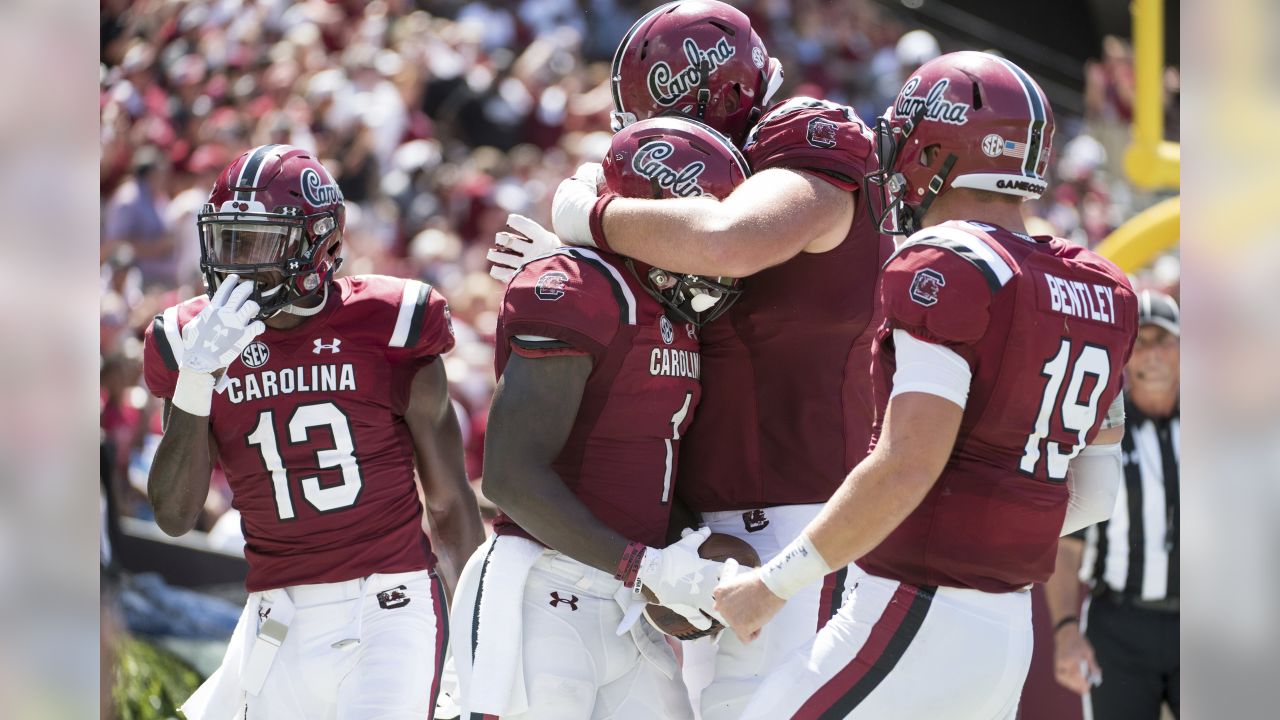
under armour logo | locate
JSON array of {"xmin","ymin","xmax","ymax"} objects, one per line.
[
  {"xmin": 743, "ymin": 509, "xmax": 770, "ymax": 532},
  {"xmin": 549, "ymin": 592, "xmax": 579, "ymax": 611},
  {"xmin": 313, "ymin": 338, "xmax": 341, "ymax": 354},
  {"xmin": 377, "ymin": 585, "xmax": 411, "ymax": 610}
]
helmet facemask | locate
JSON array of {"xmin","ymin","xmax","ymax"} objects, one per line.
[
  {"xmin": 864, "ymin": 111, "xmax": 958, "ymax": 237},
  {"xmin": 198, "ymin": 206, "xmax": 343, "ymax": 319},
  {"xmin": 631, "ymin": 260, "xmax": 742, "ymax": 328}
]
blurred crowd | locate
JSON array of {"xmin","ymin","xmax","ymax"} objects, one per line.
[{"xmin": 100, "ymin": 0, "xmax": 1180, "ymax": 538}]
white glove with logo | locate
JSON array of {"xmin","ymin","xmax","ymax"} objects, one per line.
[
  {"xmin": 172, "ymin": 274, "xmax": 266, "ymax": 417},
  {"xmin": 638, "ymin": 527, "xmax": 727, "ymax": 631},
  {"xmin": 551, "ymin": 162, "xmax": 605, "ymax": 248},
  {"xmin": 488, "ymin": 214, "xmax": 563, "ymax": 283}
]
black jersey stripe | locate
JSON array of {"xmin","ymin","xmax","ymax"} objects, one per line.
[{"xmin": 151, "ymin": 314, "xmax": 179, "ymax": 371}]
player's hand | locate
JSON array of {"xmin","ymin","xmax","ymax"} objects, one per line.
[
  {"xmin": 181, "ymin": 274, "xmax": 266, "ymax": 374},
  {"xmin": 551, "ymin": 162, "xmax": 605, "ymax": 247},
  {"xmin": 712, "ymin": 567, "xmax": 786, "ymax": 643},
  {"xmin": 172, "ymin": 275, "xmax": 266, "ymax": 416},
  {"xmin": 1053, "ymin": 625, "xmax": 1101, "ymax": 694},
  {"xmin": 638, "ymin": 527, "xmax": 726, "ymax": 631},
  {"xmin": 488, "ymin": 214, "xmax": 563, "ymax": 283}
]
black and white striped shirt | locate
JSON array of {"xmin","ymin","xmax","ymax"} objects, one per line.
[{"xmin": 1078, "ymin": 395, "xmax": 1180, "ymax": 601}]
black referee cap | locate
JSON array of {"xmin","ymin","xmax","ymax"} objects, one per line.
[{"xmin": 1138, "ymin": 290, "xmax": 1179, "ymax": 336}]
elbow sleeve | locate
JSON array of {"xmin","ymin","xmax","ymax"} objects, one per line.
[{"xmin": 1061, "ymin": 441, "xmax": 1124, "ymax": 536}]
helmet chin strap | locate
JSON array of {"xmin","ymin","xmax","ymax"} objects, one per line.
[
  {"xmin": 280, "ymin": 281, "xmax": 328, "ymax": 317},
  {"xmin": 905, "ymin": 153, "xmax": 958, "ymax": 234}
]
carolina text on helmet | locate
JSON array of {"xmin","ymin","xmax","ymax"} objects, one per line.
[
  {"xmin": 631, "ymin": 141, "xmax": 706, "ymax": 197},
  {"xmin": 896, "ymin": 77, "xmax": 970, "ymax": 125},
  {"xmin": 300, "ymin": 167, "xmax": 343, "ymax": 207},
  {"xmin": 647, "ymin": 38, "xmax": 736, "ymax": 107}
]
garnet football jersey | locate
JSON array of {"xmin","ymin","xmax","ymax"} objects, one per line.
[
  {"xmin": 143, "ymin": 275, "xmax": 455, "ymax": 591},
  {"xmin": 491, "ymin": 248, "xmax": 701, "ymax": 549},
  {"xmin": 858, "ymin": 221, "xmax": 1138, "ymax": 592},
  {"xmin": 678, "ymin": 97, "xmax": 894, "ymax": 512}
]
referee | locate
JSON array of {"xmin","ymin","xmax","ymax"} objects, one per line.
[{"xmin": 1046, "ymin": 289, "xmax": 1180, "ymax": 719}]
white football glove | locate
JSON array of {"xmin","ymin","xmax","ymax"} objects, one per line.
[
  {"xmin": 172, "ymin": 275, "xmax": 266, "ymax": 416},
  {"xmin": 487, "ymin": 214, "xmax": 563, "ymax": 283},
  {"xmin": 637, "ymin": 527, "xmax": 727, "ymax": 631},
  {"xmin": 551, "ymin": 162, "xmax": 605, "ymax": 248}
]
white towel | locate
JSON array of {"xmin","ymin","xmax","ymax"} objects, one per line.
[
  {"xmin": 451, "ymin": 535, "xmax": 545, "ymax": 717},
  {"xmin": 181, "ymin": 592, "xmax": 262, "ymax": 720}
]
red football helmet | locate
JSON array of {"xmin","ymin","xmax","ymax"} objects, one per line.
[
  {"xmin": 871, "ymin": 51, "xmax": 1056, "ymax": 234},
  {"xmin": 603, "ymin": 117, "xmax": 749, "ymax": 325},
  {"xmin": 610, "ymin": 0, "xmax": 784, "ymax": 145},
  {"xmin": 198, "ymin": 144, "xmax": 345, "ymax": 317}
]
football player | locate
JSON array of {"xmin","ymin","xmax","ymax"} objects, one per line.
[
  {"xmin": 143, "ymin": 145, "xmax": 485, "ymax": 720},
  {"xmin": 531, "ymin": 2, "xmax": 893, "ymax": 717},
  {"xmin": 451, "ymin": 118, "xmax": 748, "ymax": 720},
  {"xmin": 712, "ymin": 52, "xmax": 1139, "ymax": 719}
]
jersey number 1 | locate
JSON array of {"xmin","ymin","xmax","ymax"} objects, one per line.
[
  {"xmin": 247, "ymin": 401, "xmax": 364, "ymax": 520},
  {"xmin": 1019, "ymin": 339, "xmax": 1111, "ymax": 481}
]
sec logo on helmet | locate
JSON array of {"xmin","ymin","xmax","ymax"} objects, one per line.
[
  {"xmin": 535, "ymin": 271, "xmax": 570, "ymax": 301},
  {"xmin": 909, "ymin": 268, "xmax": 946, "ymax": 306}
]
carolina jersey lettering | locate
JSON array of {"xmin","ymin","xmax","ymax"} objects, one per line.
[
  {"xmin": 492, "ymin": 249, "xmax": 700, "ymax": 548},
  {"xmin": 143, "ymin": 275, "xmax": 455, "ymax": 591},
  {"xmin": 678, "ymin": 98, "xmax": 893, "ymax": 512},
  {"xmin": 859, "ymin": 221, "xmax": 1138, "ymax": 592}
]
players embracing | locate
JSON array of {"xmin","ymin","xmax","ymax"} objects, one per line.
[
  {"xmin": 451, "ymin": 118, "xmax": 751, "ymax": 719},
  {"xmin": 518, "ymin": 2, "xmax": 894, "ymax": 717},
  {"xmin": 714, "ymin": 52, "xmax": 1139, "ymax": 718},
  {"xmin": 144, "ymin": 145, "xmax": 485, "ymax": 720}
]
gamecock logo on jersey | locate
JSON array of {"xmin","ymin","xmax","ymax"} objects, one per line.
[
  {"xmin": 648, "ymin": 37, "xmax": 736, "ymax": 107},
  {"xmin": 896, "ymin": 77, "xmax": 970, "ymax": 125},
  {"xmin": 241, "ymin": 341, "xmax": 270, "ymax": 368},
  {"xmin": 807, "ymin": 118, "xmax": 839, "ymax": 148},
  {"xmin": 535, "ymin": 271, "xmax": 570, "ymax": 301},
  {"xmin": 632, "ymin": 141, "xmax": 706, "ymax": 197},
  {"xmin": 909, "ymin": 268, "xmax": 946, "ymax": 306}
]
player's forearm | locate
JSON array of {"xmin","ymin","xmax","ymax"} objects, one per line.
[
  {"xmin": 483, "ymin": 464, "xmax": 630, "ymax": 576},
  {"xmin": 147, "ymin": 407, "xmax": 213, "ymax": 536},
  {"xmin": 1045, "ymin": 538, "xmax": 1086, "ymax": 627},
  {"xmin": 806, "ymin": 448, "xmax": 938, "ymax": 570},
  {"xmin": 426, "ymin": 494, "xmax": 485, "ymax": 597}
]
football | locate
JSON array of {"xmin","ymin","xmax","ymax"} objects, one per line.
[{"xmin": 643, "ymin": 533, "xmax": 761, "ymax": 640}]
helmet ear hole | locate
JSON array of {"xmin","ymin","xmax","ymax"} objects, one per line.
[{"xmin": 922, "ymin": 145, "xmax": 941, "ymax": 166}]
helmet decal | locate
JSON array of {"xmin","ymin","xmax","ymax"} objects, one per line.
[
  {"xmin": 631, "ymin": 140, "xmax": 707, "ymax": 197},
  {"xmin": 895, "ymin": 77, "xmax": 971, "ymax": 125},
  {"xmin": 300, "ymin": 167, "xmax": 343, "ymax": 206},
  {"xmin": 647, "ymin": 37, "xmax": 736, "ymax": 107}
]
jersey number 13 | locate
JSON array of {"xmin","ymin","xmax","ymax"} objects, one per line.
[{"xmin": 247, "ymin": 401, "xmax": 364, "ymax": 520}]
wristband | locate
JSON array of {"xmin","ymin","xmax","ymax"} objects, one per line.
[
  {"xmin": 1053, "ymin": 615, "xmax": 1080, "ymax": 634},
  {"xmin": 759, "ymin": 533, "xmax": 832, "ymax": 600},
  {"xmin": 615, "ymin": 541, "xmax": 646, "ymax": 588},
  {"xmin": 172, "ymin": 369, "xmax": 216, "ymax": 417},
  {"xmin": 588, "ymin": 193, "xmax": 616, "ymax": 254}
]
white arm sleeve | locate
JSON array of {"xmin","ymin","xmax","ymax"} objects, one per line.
[
  {"xmin": 890, "ymin": 329, "xmax": 973, "ymax": 409},
  {"xmin": 1061, "ymin": 441, "xmax": 1124, "ymax": 536}
]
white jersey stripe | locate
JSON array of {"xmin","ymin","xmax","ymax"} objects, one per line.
[
  {"xmin": 909, "ymin": 225, "xmax": 1014, "ymax": 286},
  {"xmin": 561, "ymin": 248, "xmax": 638, "ymax": 325},
  {"xmin": 390, "ymin": 280, "xmax": 425, "ymax": 347},
  {"xmin": 162, "ymin": 306, "xmax": 185, "ymax": 366}
]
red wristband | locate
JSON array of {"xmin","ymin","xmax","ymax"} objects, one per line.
[
  {"xmin": 589, "ymin": 193, "xmax": 616, "ymax": 254},
  {"xmin": 615, "ymin": 541, "xmax": 646, "ymax": 588}
]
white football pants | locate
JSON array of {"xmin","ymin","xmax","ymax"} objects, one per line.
[
  {"xmin": 743, "ymin": 572, "xmax": 1034, "ymax": 719},
  {"xmin": 183, "ymin": 569, "xmax": 447, "ymax": 720},
  {"xmin": 455, "ymin": 546, "xmax": 694, "ymax": 720}
]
